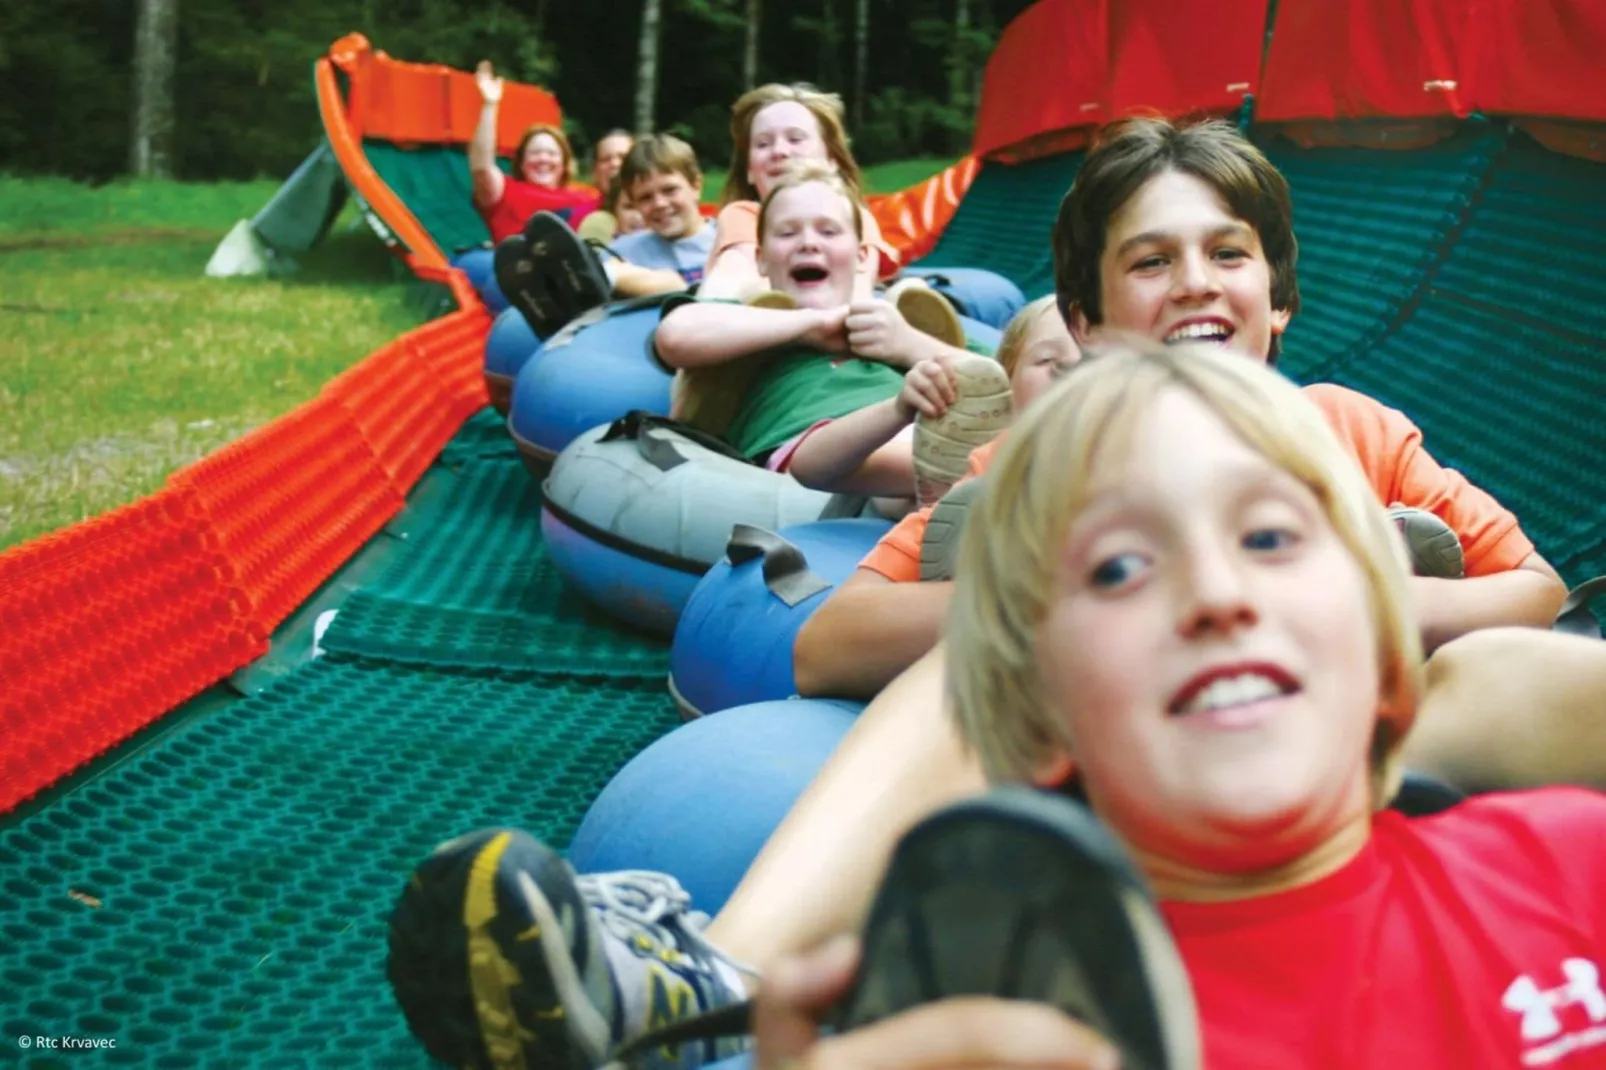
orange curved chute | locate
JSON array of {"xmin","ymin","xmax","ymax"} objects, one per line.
[{"xmin": 865, "ymin": 156, "xmax": 982, "ymax": 267}]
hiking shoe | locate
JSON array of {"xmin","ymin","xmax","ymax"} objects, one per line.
[
  {"xmin": 887, "ymin": 278, "xmax": 966, "ymax": 349},
  {"xmin": 494, "ymin": 211, "xmax": 614, "ymax": 339},
  {"xmin": 1387, "ymin": 506, "xmax": 1464, "ymax": 579},
  {"xmin": 912, "ymin": 355, "xmax": 1011, "ymax": 509},
  {"xmin": 832, "ymin": 786, "xmax": 1201, "ymax": 1070},
  {"xmin": 387, "ymin": 828, "xmax": 749, "ymax": 1070},
  {"xmin": 918, "ymin": 475, "xmax": 988, "ymax": 582}
]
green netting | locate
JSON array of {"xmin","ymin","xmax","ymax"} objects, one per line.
[
  {"xmin": 436, "ymin": 408, "xmax": 521, "ymax": 466},
  {"xmin": 1264, "ymin": 124, "xmax": 1505, "ymax": 379},
  {"xmin": 916, "ymin": 152, "xmax": 1085, "ymax": 299},
  {"xmin": 1323, "ymin": 134, "xmax": 1606, "ymax": 586},
  {"xmin": 319, "ymin": 454, "xmax": 670, "ymax": 679},
  {"xmin": 362, "ymin": 142, "xmax": 497, "ymax": 256},
  {"xmin": 0, "ymin": 660, "xmax": 678, "ymax": 1068}
]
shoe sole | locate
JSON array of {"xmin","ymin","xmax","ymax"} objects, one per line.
[
  {"xmin": 834, "ymin": 787, "xmax": 1200, "ymax": 1070},
  {"xmin": 918, "ymin": 475, "xmax": 987, "ymax": 582},
  {"xmin": 495, "ymin": 213, "xmax": 613, "ymax": 340},
  {"xmin": 387, "ymin": 829, "xmax": 612, "ymax": 1070},
  {"xmin": 1387, "ymin": 506, "xmax": 1464, "ymax": 579},
  {"xmin": 912, "ymin": 356, "xmax": 1011, "ymax": 505},
  {"xmin": 893, "ymin": 285, "xmax": 967, "ymax": 350}
]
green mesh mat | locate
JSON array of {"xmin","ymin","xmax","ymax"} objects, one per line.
[
  {"xmin": 362, "ymin": 142, "xmax": 498, "ymax": 256},
  {"xmin": 1264, "ymin": 124, "xmax": 1505, "ymax": 380},
  {"xmin": 436, "ymin": 408, "xmax": 521, "ymax": 467},
  {"xmin": 0, "ymin": 659, "xmax": 678, "ymax": 1068},
  {"xmin": 1321, "ymin": 133, "xmax": 1606, "ymax": 589},
  {"xmin": 319, "ymin": 454, "xmax": 670, "ymax": 679},
  {"xmin": 915, "ymin": 152, "xmax": 1085, "ymax": 299}
]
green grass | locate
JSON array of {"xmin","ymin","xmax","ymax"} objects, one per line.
[
  {"xmin": 698, "ymin": 156, "xmax": 961, "ymax": 203},
  {"xmin": 0, "ymin": 177, "xmax": 422, "ymax": 551}
]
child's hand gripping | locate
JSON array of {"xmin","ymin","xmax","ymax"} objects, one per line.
[
  {"xmin": 845, "ymin": 300, "xmax": 929, "ymax": 370},
  {"xmin": 895, "ymin": 354, "xmax": 960, "ymax": 423}
]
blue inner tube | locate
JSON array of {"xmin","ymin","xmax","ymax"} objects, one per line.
[
  {"xmin": 567, "ymin": 697, "xmax": 864, "ymax": 915},
  {"xmin": 670, "ymin": 518, "xmax": 892, "ymax": 718}
]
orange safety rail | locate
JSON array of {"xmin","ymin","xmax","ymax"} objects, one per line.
[
  {"xmin": 316, "ymin": 53, "xmax": 449, "ymax": 272},
  {"xmin": 0, "ymin": 303, "xmax": 493, "ymax": 815},
  {"xmin": 865, "ymin": 157, "xmax": 982, "ymax": 266},
  {"xmin": 329, "ymin": 33, "xmax": 561, "ymax": 158},
  {"xmin": 0, "ymin": 493, "xmax": 267, "ymax": 813},
  {"xmin": 168, "ymin": 395, "xmax": 406, "ymax": 635}
]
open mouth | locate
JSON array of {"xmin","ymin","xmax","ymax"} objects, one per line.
[
  {"xmin": 789, "ymin": 265, "xmax": 829, "ymax": 285},
  {"xmin": 1168, "ymin": 666, "xmax": 1299, "ymax": 717},
  {"xmin": 1164, "ymin": 320, "xmax": 1235, "ymax": 345}
]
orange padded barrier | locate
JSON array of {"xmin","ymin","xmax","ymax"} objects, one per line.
[
  {"xmin": 328, "ymin": 33, "xmax": 562, "ymax": 157},
  {"xmin": 0, "ymin": 492, "xmax": 267, "ymax": 813},
  {"xmin": 865, "ymin": 157, "xmax": 982, "ymax": 265},
  {"xmin": 0, "ymin": 298, "xmax": 494, "ymax": 814},
  {"xmin": 973, "ymin": 0, "xmax": 1108, "ymax": 162},
  {"xmin": 168, "ymin": 395, "xmax": 404, "ymax": 635}
]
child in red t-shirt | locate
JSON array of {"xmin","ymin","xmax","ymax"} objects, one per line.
[{"xmin": 754, "ymin": 340, "xmax": 1606, "ymax": 1070}]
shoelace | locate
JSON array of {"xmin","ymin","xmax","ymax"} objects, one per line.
[{"xmin": 577, "ymin": 870, "xmax": 760, "ymax": 978}]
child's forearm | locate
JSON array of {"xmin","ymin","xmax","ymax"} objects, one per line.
[
  {"xmin": 788, "ymin": 398, "xmax": 914, "ymax": 493},
  {"xmin": 469, "ymin": 101, "xmax": 499, "ymax": 177},
  {"xmin": 1412, "ymin": 560, "xmax": 1568, "ymax": 651},
  {"xmin": 655, "ymin": 304, "xmax": 824, "ymax": 368}
]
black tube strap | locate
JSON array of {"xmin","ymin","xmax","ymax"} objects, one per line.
[{"xmin": 726, "ymin": 525, "xmax": 833, "ymax": 607}]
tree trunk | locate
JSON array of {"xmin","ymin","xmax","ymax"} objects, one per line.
[
  {"xmin": 634, "ymin": 0, "xmax": 662, "ymax": 136},
  {"xmin": 949, "ymin": 0, "xmax": 972, "ymax": 154},
  {"xmin": 129, "ymin": 0, "xmax": 179, "ymax": 178},
  {"xmin": 852, "ymin": 0, "xmax": 869, "ymax": 133},
  {"xmin": 743, "ymin": 0, "xmax": 762, "ymax": 91}
]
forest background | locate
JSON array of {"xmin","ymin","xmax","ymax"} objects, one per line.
[{"xmin": 2, "ymin": 0, "xmax": 1035, "ymax": 183}]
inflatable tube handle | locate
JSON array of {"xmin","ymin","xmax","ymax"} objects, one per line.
[
  {"xmin": 726, "ymin": 525, "xmax": 833, "ymax": 607},
  {"xmin": 601, "ymin": 411, "xmax": 758, "ymax": 471},
  {"xmin": 1554, "ymin": 575, "xmax": 1606, "ymax": 638}
]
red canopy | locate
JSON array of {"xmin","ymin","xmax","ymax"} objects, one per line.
[
  {"xmin": 1258, "ymin": 0, "xmax": 1475, "ymax": 122},
  {"xmin": 1107, "ymin": 0, "xmax": 1269, "ymax": 120},
  {"xmin": 1476, "ymin": 0, "xmax": 1606, "ymax": 122},
  {"xmin": 972, "ymin": 0, "xmax": 1108, "ymax": 160}
]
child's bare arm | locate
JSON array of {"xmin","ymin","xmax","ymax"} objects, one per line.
[
  {"xmin": 1412, "ymin": 555, "xmax": 1568, "ymax": 652},
  {"xmin": 655, "ymin": 302, "xmax": 848, "ymax": 368},
  {"xmin": 845, "ymin": 301, "xmax": 971, "ymax": 371},
  {"xmin": 788, "ymin": 357, "xmax": 959, "ymax": 495}
]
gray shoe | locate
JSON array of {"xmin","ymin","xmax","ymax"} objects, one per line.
[
  {"xmin": 1387, "ymin": 506, "xmax": 1464, "ymax": 578},
  {"xmin": 912, "ymin": 356, "xmax": 1011, "ymax": 510},
  {"xmin": 919, "ymin": 476, "xmax": 988, "ymax": 582}
]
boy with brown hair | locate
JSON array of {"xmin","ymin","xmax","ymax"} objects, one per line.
[{"xmin": 794, "ymin": 116, "xmax": 1566, "ymax": 700}]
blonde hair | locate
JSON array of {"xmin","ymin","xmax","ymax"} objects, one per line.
[
  {"xmin": 945, "ymin": 338, "xmax": 1423, "ymax": 807},
  {"xmin": 723, "ymin": 83, "xmax": 864, "ymax": 205},
  {"xmin": 994, "ymin": 296, "xmax": 1063, "ymax": 380},
  {"xmin": 756, "ymin": 159, "xmax": 864, "ymax": 243}
]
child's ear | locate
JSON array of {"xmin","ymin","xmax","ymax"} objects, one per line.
[
  {"xmin": 1067, "ymin": 304, "xmax": 1098, "ymax": 349},
  {"xmin": 1271, "ymin": 306, "xmax": 1292, "ymax": 335},
  {"xmin": 857, "ymin": 240, "xmax": 874, "ymax": 273},
  {"xmin": 1029, "ymin": 747, "xmax": 1077, "ymax": 790}
]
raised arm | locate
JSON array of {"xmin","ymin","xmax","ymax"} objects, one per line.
[{"xmin": 469, "ymin": 61, "xmax": 506, "ymax": 211}]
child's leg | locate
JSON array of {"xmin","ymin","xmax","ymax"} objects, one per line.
[
  {"xmin": 1405, "ymin": 627, "xmax": 1606, "ymax": 790},
  {"xmin": 704, "ymin": 643, "xmax": 987, "ymax": 967}
]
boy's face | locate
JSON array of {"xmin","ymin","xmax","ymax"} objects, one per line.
[
  {"xmin": 759, "ymin": 182, "xmax": 865, "ymax": 309},
  {"xmin": 1032, "ymin": 386, "xmax": 1377, "ymax": 874},
  {"xmin": 1076, "ymin": 169, "xmax": 1291, "ymax": 362},
  {"xmin": 626, "ymin": 170, "xmax": 704, "ymax": 241}
]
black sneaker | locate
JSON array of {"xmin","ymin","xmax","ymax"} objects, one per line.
[
  {"xmin": 493, "ymin": 211, "xmax": 614, "ymax": 339},
  {"xmin": 831, "ymin": 786, "xmax": 1202, "ymax": 1070},
  {"xmin": 387, "ymin": 828, "xmax": 749, "ymax": 1069}
]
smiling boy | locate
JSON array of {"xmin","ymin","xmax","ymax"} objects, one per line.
[{"xmin": 794, "ymin": 116, "xmax": 1567, "ymax": 700}]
